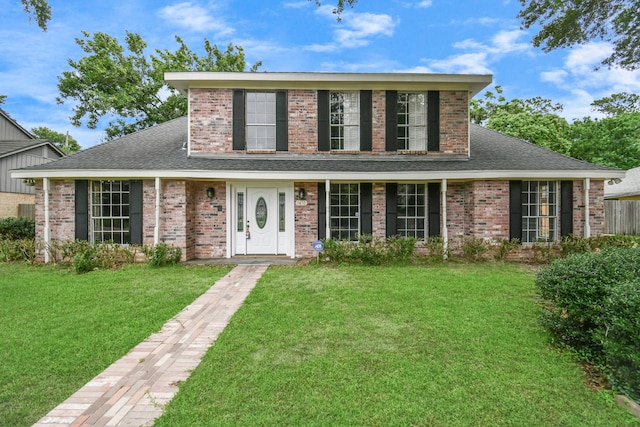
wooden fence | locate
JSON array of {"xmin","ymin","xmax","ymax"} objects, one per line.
[
  {"xmin": 605, "ymin": 200, "xmax": 640, "ymax": 235},
  {"xmin": 18, "ymin": 204, "xmax": 35, "ymax": 219}
]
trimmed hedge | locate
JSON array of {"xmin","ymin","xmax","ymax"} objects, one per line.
[
  {"xmin": 536, "ymin": 247, "xmax": 640, "ymax": 401},
  {"xmin": 0, "ymin": 217, "xmax": 35, "ymax": 240}
]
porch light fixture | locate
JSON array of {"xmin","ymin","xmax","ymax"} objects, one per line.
[
  {"xmin": 297, "ymin": 187, "xmax": 306, "ymax": 200},
  {"xmin": 206, "ymin": 187, "xmax": 215, "ymax": 199}
]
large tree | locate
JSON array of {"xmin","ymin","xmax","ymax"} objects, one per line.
[
  {"xmin": 518, "ymin": 0, "xmax": 640, "ymax": 69},
  {"xmin": 471, "ymin": 87, "xmax": 640, "ymax": 169},
  {"xmin": 57, "ymin": 31, "xmax": 260, "ymax": 140},
  {"xmin": 21, "ymin": 0, "xmax": 51, "ymax": 30},
  {"xmin": 31, "ymin": 126, "xmax": 81, "ymax": 154},
  {"xmin": 591, "ymin": 92, "xmax": 640, "ymax": 116},
  {"xmin": 569, "ymin": 114, "xmax": 640, "ymax": 169}
]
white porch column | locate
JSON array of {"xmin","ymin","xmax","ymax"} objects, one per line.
[
  {"xmin": 441, "ymin": 179, "xmax": 448, "ymax": 259},
  {"xmin": 584, "ymin": 178, "xmax": 591, "ymax": 238},
  {"xmin": 43, "ymin": 177, "xmax": 50, "ymax": 263},
  {"xmin": 325, "ymin": 179, "xmax": 331, "ymax": 239},
  {"xmin": 154, "ymin": 177, "xmax": 161, "ymax": 245}
]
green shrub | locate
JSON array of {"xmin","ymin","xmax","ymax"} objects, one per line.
[
  {"xmin": 460, "ymin": 237, "xmax": 490, "ymax": 261},
  {"xmin": 0, "ymin": 217, "xmax": 35, "ymax": 240},
  {"xmin": 321, "ymin": 235, "xmax": 417, "ymax": 265},
  {"xmin": 0, "ymin": 238, "xmax": 38, "ymax": 263},
  {"xmin": 536, "ymin": 247, "xmax": 640, "ymax": 400},
  {"xmin": 597, "ymin": 280, "xmax": 640, "ymax": 401},
  {"xmin": 142, "ymin": 242, "xmax": 182, "ymax": 267},
  {"xmin": 71, "ymin": 241, "xmax": 138, "ymax": 273},
  {"xmin": 494, "ymin": 238, "xmax": 520, "ymax": 260},
  {"xmin": 424, "ymin": 236, "xmax": 445, "ymax": 262}
]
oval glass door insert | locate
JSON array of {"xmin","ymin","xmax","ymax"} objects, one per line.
[{"xmin": 255, "ymin": 197, "xmax": 267, "ymax": 229}]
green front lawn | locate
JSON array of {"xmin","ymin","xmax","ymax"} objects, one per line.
[
  {"xmin": 155, "ymin": 264, "xmax": 639, "ymax": 426},
  {"xmin": 0, "ymin": 263, "xmax": 232, "ymax": 426}
]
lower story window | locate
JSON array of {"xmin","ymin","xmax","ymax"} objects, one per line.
[
  {"xmin": 397, "ymin": 184, "xmax": 426, "ymax": 238},
  {"xmin": 522, "ymin": 180, "xmax": 558, "ymax": 243},
  {"xmin": 330, "ymin": 183, "xmax": 359, "ymax": 240},
  {"xmin": 91, "ymin": 180, "xmax": 131, "ymax": 244}
]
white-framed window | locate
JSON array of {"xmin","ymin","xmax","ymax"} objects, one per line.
[
  {"xmin": 330, "ymin": 183, "xmax": 359, "ymax": 240},
  {"xmin": 330, "ymin": 92, "xmax": 359, "ymax": 150},
  {"xmin": 91, "ymin": 180, "xmax": 131, "ymax": 244},
  {"xmin": 397, "ymin": 92, "xmax": 427, "ymax": 150},
  {"xmin": 522, "ymin": 180, "xmax": 558, "ymax": 243},
  {"xmin": 397, "ymin": 184, "xmax": 426, "ymax": 238},
  {"xmin": 246, "ymin": 92, "xmax": 276, "ymax": 150}
]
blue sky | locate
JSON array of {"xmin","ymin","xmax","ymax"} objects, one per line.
[{"xmin": 2, "ymin": 0, "xmax": 640, "ymax": 149}]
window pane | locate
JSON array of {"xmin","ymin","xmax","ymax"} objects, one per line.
[
  {"xmin": 396, "ymin": 183, "xmax": 426, "ymax": 238},
  {"xmin": 521, "ymin": 181, "xmax": 558, "ymax": 243},
  {"xmin": 90, "ymin": 180, "xmax": 131, "ymax": 244},
  {"xmin": 329, "ymin": 183, "xmax": 360, "ymax": 240}
]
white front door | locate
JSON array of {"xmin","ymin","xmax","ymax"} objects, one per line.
[{"xmin": 246, "ymin": 187, "xmax": 278, "ymax": 254}]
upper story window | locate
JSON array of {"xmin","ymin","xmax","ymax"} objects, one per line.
[
  {"xmin": 246, "ymin": 92, "xmax": 276, "ymax": 150},
  {"xmin": 233, "ymin": 90, "xmax": 288, "ymax": 152},
  {"xmin": 397, "ymin": 93, "xmax": 427, "ymax": 151},
  {"xmin": 330, "ymin": 92, "xmax": 360, "ymax": 150},
  {"xmin": 385, "ymin": 90, "xmax": 439, "ymax": 152}
]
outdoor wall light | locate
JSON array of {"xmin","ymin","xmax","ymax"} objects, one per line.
[
  {"xmin": 297, "ymin": 187, "xmax": 306, "ymax": 200},
  {"xmin": 206, "ymin": 187, "xmax": 215, "ymax": 199}
]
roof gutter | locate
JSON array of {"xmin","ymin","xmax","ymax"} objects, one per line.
[{"xmin": 11, "ymin": 168, "xmax": 626, "ymax": 181}]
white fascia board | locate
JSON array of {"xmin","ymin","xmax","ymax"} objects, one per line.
[
  {"xmin": 11, "ymin": 168, "xmax": 626, "ymax": 181},
  {"xmin": 165, "ymin": 72, "xmax": 493, "ymax": 97}
]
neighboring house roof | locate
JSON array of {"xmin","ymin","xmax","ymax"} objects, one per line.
[
  {"xmin": 0, "ymin": 140, "xmax": 65, "ymax": 159},
  {"xmin": 0, "ymin": 108, "xmax": 35, "ymax": 139},
  {"xmin": 605, "ymin": 166, "xmax": 640, "ymax": 199},
  {"xmin": 12, "ymin": 117, "xmax": 623, "ymax": 181}
]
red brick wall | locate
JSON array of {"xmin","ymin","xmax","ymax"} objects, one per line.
[
  {"xmin": 468, "ymin": 181, "xmax": 510, "ymax": 239},
  {"xmin": 574, "ymin": 179, "xmax": 605, "ymax": 237},
  {"xmin": 288, "ymin": 90, "xmax": 318, "ymax": 153},
  {"xmin": 190, "ymin": 88, "xmax": 233, "ymax": 154},
  {"xmin": 188, "ymin": 88, "xmax": 469, "ymax": 157},
  {"xmin": 294, "ymin": 182, "xmax": 319, "ymax": 258},
  {"xmin": 439, "ymin": 91, "xmax": 469, "ymax": 155},
  {"xmin": 192, "ymin": 181, "xmax": 227, "ymax": 259},
  {"xmin": 372, "ymin": 183, "xmax": 386, "ymax": 238}
]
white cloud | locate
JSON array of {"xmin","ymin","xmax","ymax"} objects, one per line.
[
  {"xmin": 427, "ymin": 53, "xmax": 492, "ymax": 74},
  {"xmin": 158, "ymin": 2, "xmax": 234, "ymax": 36},
  {"xmin": 307, "ymin": 8, "xmax": 395, "ymax": 51},
  {"xmin": 283, "ymin": 1, "xmax": 310, "ymax": 8},
  {"xmin": 421, "ymin": 29, "xmax": 530, "ymax": 74},
  {"xmin": 537, "ymin": 41, "xmax": 640, "ymax": 119},
  {"xmin": 416, "ymin": 0, "xmax": 433, "ymax": 7},
  {"xmin": 540, "ymin": 69, "xmax": 568, "ymax": 85}
]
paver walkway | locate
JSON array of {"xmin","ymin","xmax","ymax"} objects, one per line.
[{"xmin": 33, "ymin": 264, "xmax": 268, "ymax": 427}]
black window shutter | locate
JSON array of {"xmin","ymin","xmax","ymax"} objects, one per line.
[
  {"xmin": 129, "ymin": 180, "xmax": 143, "ymax": 245},
  {"xmin": 75, "ymin": 180, "xmax": 88, "ymax": 241},
  {"xmin": 360, "ymin": 90, "xmax": 372, "ymax": 151},
  {"xmin": 561, "ymin": 181, "xmax": 574, "ymax": 237},
  {"xmin": 386, "ymin": 183, "xmax": 398, "ymax": 237},
  {"xmin": 317, "ymin": 90, "xmax": 330, "ymax": 151},
  {"xmin": 427, "ymin": 91, "xmax": 440, "ymax": 151},
  {"xmin": 232, "ymin": 89, "xmax": 245, "ymax": 150},
  {"xmin": 360, "ymin": 183, "xmax": 372, "ymax": 236},
  {"xmin": 428, "ymin": 182, "xmax": 441, "ymax": 237},
  {"xmin": 509, "ymin": 181, "xmax": 523, "ymax": 241},
  {"xmin": 276, "ymin": 90, "xmax": 288, "ymax": 151},
  {"xmin": 318, "ymin": 182, "xmax": 326, "ymax": 239},
  {"xmin": 385, "ymin": 91, "xmax": 398, "ymax": 152}
]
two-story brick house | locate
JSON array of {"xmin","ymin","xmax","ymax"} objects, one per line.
[{"xmin": 12, "ymin": 72, "xmax": 623, "ymax": 261}]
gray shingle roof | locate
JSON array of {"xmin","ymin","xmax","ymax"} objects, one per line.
[
  {"xmin": 0, "ymin": 140, "xmax": 64, "ymax": 159},
  {"xmin": 13, "ymin": 116, "xmax": 621, "ymax": 178}
]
